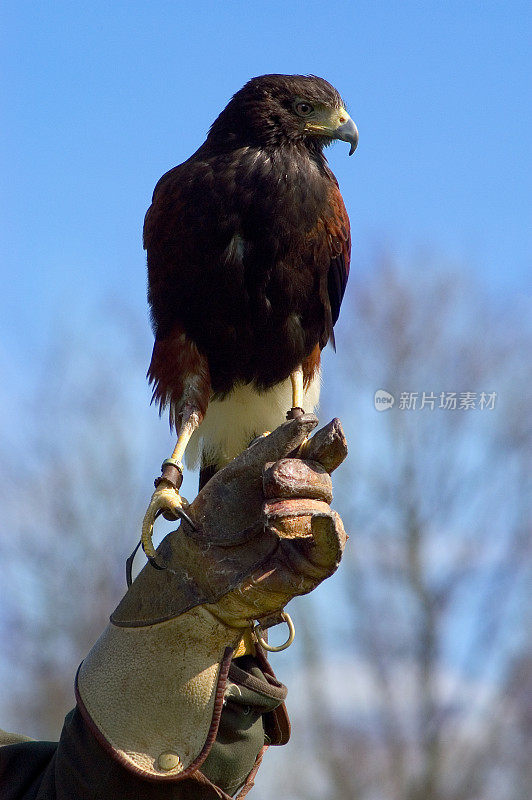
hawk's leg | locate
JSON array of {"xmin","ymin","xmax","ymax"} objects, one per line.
[
  {"xmin": 287, "ymin": 349, "xmax": 321, "ymax": 459},
  {"xmin": 287, "ymin": 365, "xmax": 305, "ymax": 420},
  {"xmin": 143, "ymin": 331, "xmax": 211, "ymax": 566},
  {"xmin": 287, "ymin": 345, "xmax": 321, "ymax": 420}
]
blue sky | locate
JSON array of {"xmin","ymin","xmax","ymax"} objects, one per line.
[{"xmin": 1, "ymin": 0, "xmax": 530, "ymax": 370}]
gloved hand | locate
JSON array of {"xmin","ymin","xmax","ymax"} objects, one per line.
[{"xmin": 76, "ymin": 414, "xmax": 347, "ymax": 793}]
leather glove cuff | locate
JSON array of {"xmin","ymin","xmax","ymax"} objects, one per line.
[
  {"xmin": 76, "ymin": 605, "xmax": 242, "ymax": 782},
  {"xmin": 75, "ymin": 606, "xmax": 289, "ymax": 791}
]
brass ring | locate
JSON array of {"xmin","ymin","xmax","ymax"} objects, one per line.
[{"xmin": 253, "ymin": 612, "xmax": 295, "ymax": 652}]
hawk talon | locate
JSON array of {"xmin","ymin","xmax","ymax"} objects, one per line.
[
  {"xmin": 166, "ymin": 504, "xmax": 196, "ymax": 530},
  {"xmin": 141, "ymin": 481, "xmax": 195, "ymax": 569},
  {"xmin": 146, "ymin": 553, "xmax": 167, "ymax": 571}
]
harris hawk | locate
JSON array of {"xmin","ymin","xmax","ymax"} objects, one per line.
[{"xmin": 141, "ymin": 74, "xmax": 357, "ymax": 564}]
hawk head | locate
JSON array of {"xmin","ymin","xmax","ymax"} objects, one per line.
[{"xmin": 207, "ymin": 74, "xmax": 358, "ymax": 155}]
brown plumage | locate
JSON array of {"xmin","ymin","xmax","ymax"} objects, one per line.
[{"xmin": 144, "ymin": 74, "xmax": 357, "ymax": 485}]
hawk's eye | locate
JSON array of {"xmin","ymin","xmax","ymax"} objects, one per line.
[{"xmin": 294, "ymin": 101, "xmax": 314, "ymax": 117}]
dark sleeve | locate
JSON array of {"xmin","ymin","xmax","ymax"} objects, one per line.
[
  {"xmin": 0, "ymin": 737, "xmax": 57, "ymax": 800},
  {"xmin": 0, "ymin": 709, "xmax": 222, "ymax": 800}
]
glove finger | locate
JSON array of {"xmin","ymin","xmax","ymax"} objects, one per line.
[
  {"xmin": 307, "ymin": 511, "xmax": 347, "ymax": 571},
  {"xmin": 263, "ymin": 458, "xmax": 332, "ymax": 503},
  {"xmin": 264, "ymin": 498, "xmax": 331, "ymax": 539},
  {"xmin": 296, "ymin": 418, "xmax": 348, "ymax": 473}
]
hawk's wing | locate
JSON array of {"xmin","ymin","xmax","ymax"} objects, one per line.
[
  {"xmin": 313, "ymin": 178, "xmax": 351, "ymax": 349},
  {"xmin": 325, "ymin": 186, "xmax": 351, "ymax": 328},
  {"xmin": 143, "ymin": 159, "xmax": 244, "ymax": 342}
]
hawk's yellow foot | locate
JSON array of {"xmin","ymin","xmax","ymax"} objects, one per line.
[
  {"xmin": 142, "ymin": 420, "xmax": 199, "ymax": 568},
  {"xmin": 141, "ymin": 476, "xmax": 192, "ymax": 567}
]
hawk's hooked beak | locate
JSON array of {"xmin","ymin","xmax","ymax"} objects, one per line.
[
  {"xmin": 333, "ymin": 116, "xmax": 359, "ymax": 156},
  {"xmin": 306, "ymin": 107, "xmax": 359, "ymax": 156}
]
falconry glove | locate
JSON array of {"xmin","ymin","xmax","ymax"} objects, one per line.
[{"xmin": 76, "ymin": 414, "xmax": 347, "ymax": 796}]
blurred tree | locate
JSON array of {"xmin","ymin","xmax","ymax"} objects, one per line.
[{"xmin": 0, "ymin": 304, "xmax": 170, "ymax": 737}]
